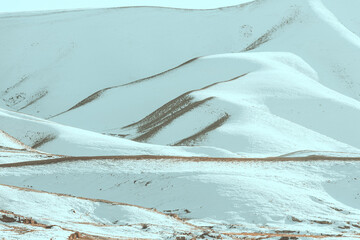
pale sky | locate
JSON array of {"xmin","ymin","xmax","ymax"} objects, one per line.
[{"xmin": 0, "ymin": 0, "xmax": 253, "ymax": 13}]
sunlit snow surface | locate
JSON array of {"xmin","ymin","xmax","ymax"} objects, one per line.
[
  {"xmin": 1, "ymin": 155, "xmax": 360, "ymax": 239},
  {"xmin": 1, "ymin": 0, "xmax": 360, "ymax": 238}
]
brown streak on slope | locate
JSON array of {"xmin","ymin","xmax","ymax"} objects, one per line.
[
  {"xmin": 1, "ymin": 75, "xmax": 29, "ymax": 96},
  {"xmin": 122, "ymin": 93, "xmax": 193, "ymax": 130},
  {"xmin": 222, "ymin": 232, "xmax": 344, "ymax": 239},
  {"xmin": 123, "ymin": 73, "xmax": 248, "ymax": 141},
  {"xmin": 31, "ymin": 134, "xmax": 56, "ymax": 149},
  {"xmin": 0, "ymin": 210, "xmax": 144, "ymax": 240},
  {"xmin": 0, "ymin": 184, "xmax": 206, "ymax": 233},
  {"xmin": 174, "ymin": 113, "xmax": 230, "ymax": 146},
  {"xmin": 123, "ymin": 57, "xmax": 199, "ymax": 87},
  {"xmin": 0, "ymin": 210, "xmax": 53, "ymax": 229},
  {"xmin": 2, "ymin": 155, "xmax": 360, "ymax": 168},
  {"xmin": 68, "ymin": 232, "xmax": 134, "ymax": 240},
  {"xmin": 18, "ymin": 90, "xmax": 48, "ymax": 111},
  {"xmin": 0, "ymin": 130, "xmax": 31, "ymax": 150},
  {"xmin": 0, "ymin": 130, "xmax": 56, "ymax": 156},
  {"xmin": 134, "ymin": 97, "xmax": 214, "ymax": 142},
  {"xmin": 243, "ymin": 8, "xmax": 300, "ymax": 51},
  {"xmin": 0, "ymin": 1, "xmax": 255, "ymax": 20},
  {"xmin": 48, "ymin": 58, "xmax": 200, "ymax": 119},
  {"xmin": 49, "ymin": 88, "xmax": 110, "ymax": 119},
  {"xmin": 198, "ymin": 73, "xmax": 248, "ymax": 91}
]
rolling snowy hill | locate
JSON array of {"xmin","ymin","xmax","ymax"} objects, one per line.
[
  {"xmin": 1, "ymin": 0, "xmax": 360, "ymax": 156},
  {"xmin": 1, "ymin": 0, "xmax": 360, "ymax": 239}
]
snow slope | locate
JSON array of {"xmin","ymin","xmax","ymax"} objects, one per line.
[
  {"xmin": 1, "ymin": 0, "xmax": 360, "ymax": 239},
  {"xmin": 0, "ymin": 107, "xmax": 240, "ymax": 157},
  {"xmin": 0, "ymin": 183, "xmax": 200, "ymax": 239},
  {"xmin": 50, "ymin": 52, "xmax": 360, "ymax": 156},
  {"xmin": 1, "ymin": 0, "xmax": 360, "ymax": 156},
  {"xmin": 0, "ymin": 130, "xmax": 28, "ymax": 150},
  {"xmin": 1, "ymin": 159, "xmax": 360, "ymax": 239}
]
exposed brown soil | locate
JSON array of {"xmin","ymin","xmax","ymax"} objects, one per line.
[
  {"xmin": 1, "ymin": 75, "xmax": 29, "ymax": 96},
  {"xmin": 0, "ymin": 214, "xmax": 17, "ymax": 223},
  {"xmin": 69, "ymin": 89, "xmax": 109, "ymax": 111},
  {"xmin": 67, "ymin": 232, "xmax": 130, "ymax": 240},
  {"xmin": 31, "ymin": 134, "xmax": 56, "ymax": 149},
  {"xmin": 18, "ymin": 89, "xmax": 48, "ymax": 111},
  {"xmin": 331, "ymin": 207, "xmax": 343, "ymax": 212},
  {"xmin": 222, "ymin": 232, "xmax": 344, "ymax": 239},
  {"xmin": 312, "ymin": 220, "xmax": 332, "ymax": 225},
  {"xmin": 1, "ymin": 184, "xmax": 357, "ymax": 239},
  {"xmin": 50, "ymin": 88, "xmax": 111, "ymax": 119},
  {"xmin": 0, "ymin": 147, "xmax": 28, "ymax": 152},
  {"xmin": 123, "ymin": 73, "xmax": 247, "ymax": 142},
  {"xmin": 196, "ymin": 73, "xmax": 248, "ymax": 91},
  {"xmin": 243, "ymin": 8, "xmax": 300, "ymax": 52},
  {"xmin": 0, "ymin": 130, "xmax": 57, "ymax": 156},
  {"xmin": 0, "ymin": 209, "xmax": 142, "ymax": 240},
  {"xmin": 124, "ymin": 57, "xmax": 199, "ymax": 87},
  {"xmin": 174, "ymin": 113, "xmax": 230, "ymax": 146},
  {"xmin": 48, "ymin": 57, "xmax": 200, "ymax": 119},
  {"xmin": 0, "ymin": 210, "xmax": 52, "ymax": 229},
  {"xmin": 0, "ymin": 130, "xmax": 33, "ymax": 151},
  {"xmin": 353, "ymin": 224, "xmax": 360, "ymax": 229},
  {"xmin": 0, "ymin": 224, "xmax": 35, "ymax": 235},
  {"xmin": 134, "ymin": 97, "xmax": 214, "ymax": 142},
  {"xmin": 291, "ymin": 217, "xmax": 302, "ymax": 223},
  {"xmin": 0, "ymin": 183, "xmax": 205, "ymax": 232},
  {"xmin": 123, "ymin": 93, "xmax": 194, "ymax": 130},
  {"xmin": 0, "ymin": 0, "xmax": 255, "ymax": 20},
  {"xmin": 2, "ymin": 154, "xmax": 360, "ymax": 168},
  {"xmin": 339, "ymin": 225, "xmax": 351, "ymax": 229}
]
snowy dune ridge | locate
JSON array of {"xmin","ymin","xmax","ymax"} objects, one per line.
[
  {"xmin": 1, "ymin": 0, "xmax": 360, "ymax": 239},
  {"xmin": 0, "ymin": 0, "xmax": 360, "ymax": 156}
]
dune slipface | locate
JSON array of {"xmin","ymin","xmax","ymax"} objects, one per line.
[{"xmin": 1, "ymin": 0, "xmax": 360, "ymax": 239}]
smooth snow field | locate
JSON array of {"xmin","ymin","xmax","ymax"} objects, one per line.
[{"xmin": 1, "ymin": 0, "xmax": 360, "ymax": 239}]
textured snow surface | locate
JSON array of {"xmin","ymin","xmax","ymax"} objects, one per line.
[
  {"xmin": 1, "ymin": 0, "xmax": 360, "ymax": 156},
  {"xmin": 1, "ymin": 157, "xmax": 360, "ymax": 239},
  {"xmin": 1, "ymin": 0, "xmax": 360, "ymax": 238}
]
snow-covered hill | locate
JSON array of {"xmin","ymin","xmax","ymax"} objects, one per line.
[
  {"xmin": 1, "ymin": 0, "xmax": 360, "ymax": 239},
  {"xmin": 1, "ymin": 0, "xmax": 360, "ymax": 156},
  {"xmin": 1, "ymin": 157, "xmax": 360, "ymax": 239},
  {"xmin": 0, "ymin": 107, "xmax": 239, "ymax": 157}
]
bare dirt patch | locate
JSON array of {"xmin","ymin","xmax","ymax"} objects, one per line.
[
  {"xmin": 243, "ymin": 8, "xmax": 300, "ymax": 51},
  {"xmin": 174, "ymin": 113, "xmax": 230, "ymax": 146},
  {"xmin": 122, "ymin": 73, "xmax": 247, "ymax": 142},
  {"xmin": 1, "ymin": 154, "xmax": 360, "ymax": 168},
  {"xmin": 48, "ymin": 57, "xmax": 200, "ymax": 119},
  {"xmin": 31, "ymin": 134, "xmax": 56, "ymax": 149}
]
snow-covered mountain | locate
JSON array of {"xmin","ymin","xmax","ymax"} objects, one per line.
[{"xmin": 1, "ymin": 0, "xmax": 360, "ymax": 239}]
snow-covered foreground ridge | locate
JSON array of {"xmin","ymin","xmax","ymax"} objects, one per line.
[
  {"xmin": 1, "ymin": 157, "xmax": 360, "ymax": 239},
  {"xmin": 0, "ymin": 0, "xmax": 360, "ymax": 156},
  {"xmin": 1, "ymin": 0, "xmax": 360, "ymax": 239}
]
